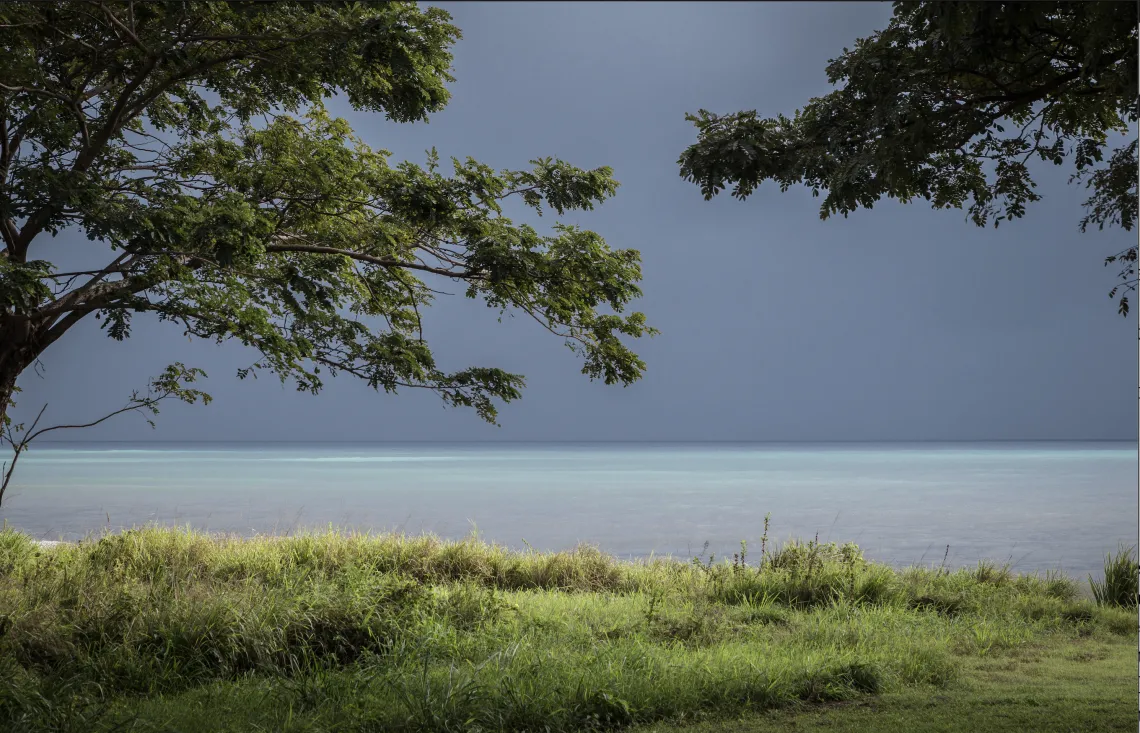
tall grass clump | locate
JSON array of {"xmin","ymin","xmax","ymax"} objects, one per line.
[{"xmin": 1089, "ymin": 544, "xmax": 1138, "ymax": 609}]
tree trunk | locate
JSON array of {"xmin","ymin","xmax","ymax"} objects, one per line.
[
  {"xmin": 0, "ymin": 313, "xmax": 44, "ymax": 509},
  {"xmin": 0, "ymin": 365, "xmax": 16, "ymax": 433},
  {"xmin": 0, "ymin": 312, "xmax": 41, "ymax": 434}
]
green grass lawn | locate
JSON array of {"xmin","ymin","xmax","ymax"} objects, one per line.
[
  {"xmin": 0, "ymin": 527, "xmax": 1134, "ymax": 732},
  {"xmin": 640, "ymin": 637, "xmax": 1135, "ymax": 732}
]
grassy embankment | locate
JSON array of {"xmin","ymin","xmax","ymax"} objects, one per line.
[{"xmin": 0, "ymin": 525, "xmax": 1135, "ymax": 732}]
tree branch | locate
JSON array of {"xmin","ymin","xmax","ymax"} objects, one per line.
[
  {"xmin": 0, "ymin": 403, "xmax": 46, "ymax": 507},
  {"xmin": 264, "ymin": 241, "xmax": 485, "ymax": 280},
  {"xmin": 96, "ymin": 0, "xmax": 153, "ymax": 56},
  {"xmin": 0, "ymin": 365, "xmax": 208, "ymax": 507}
]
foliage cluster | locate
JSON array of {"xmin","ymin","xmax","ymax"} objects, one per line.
[
  {"xmin": 0, "ymin": 1, "xmax": 655, "ymax": 464},
  {"xmin": 679, "ymin": 2, "xmax": 1139, "ymax": 313}
]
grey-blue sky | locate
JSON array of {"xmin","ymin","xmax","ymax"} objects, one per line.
[{"xmin": 23, "ymin": 1, "xmax": 1137, "ymax": 442}]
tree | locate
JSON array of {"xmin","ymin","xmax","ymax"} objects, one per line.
[
  {"xmin": 0, "ymin": 0, "xmax": 656, "ymax": 499},
  {"xmin": 678, "ymin": 2, "xmax": 1138, "ymax": 313}
]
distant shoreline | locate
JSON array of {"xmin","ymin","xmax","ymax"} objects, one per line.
[{"xmin": 20, "ymin": 437, "xmax": 1139, "ymax": 445}]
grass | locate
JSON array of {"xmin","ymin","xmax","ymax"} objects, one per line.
[
  {"xmin": 0, "ymin": 525, "xmax": 1134, "ymax": 732},
  {"xmin": 637, "ymin": 636, "xmax": 1135, "ymax": 732},
  {"xmin": 1090, "ymin": 544, "xmax": 1139, "ymax": 609}
]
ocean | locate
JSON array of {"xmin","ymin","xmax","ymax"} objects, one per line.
[{"xmin": 2, "ymin": 441, "xmax": 1135, "ymax": 578}]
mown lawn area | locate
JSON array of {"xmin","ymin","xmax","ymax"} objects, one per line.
[
  {"xmin": 640, "ymin": 634, "xmax": 1134, "ymax": 732},
  {"xmin": 0, "ymin": 527, "xmax": 1133, "ymax": 732}
]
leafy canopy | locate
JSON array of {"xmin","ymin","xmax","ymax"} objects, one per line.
[
  {"xmin": 0, "ymin": 0, "xmax": 655, "ymax": 430},
  {"xmin": 678, "ymin": 1, "xmax": 1138, "ymax": 314}
]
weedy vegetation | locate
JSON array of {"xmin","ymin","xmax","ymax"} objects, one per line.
[{"xmin": 0, "ymin": 525, "xmax": 1133, "ymax": 732}]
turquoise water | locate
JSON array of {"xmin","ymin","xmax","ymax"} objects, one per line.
[{"xmin": 2, "ymin": 441, "xmax": 1135, "ymax": 578}]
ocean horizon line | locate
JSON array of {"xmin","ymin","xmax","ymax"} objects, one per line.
[{"xmin": 27, "ymin": 438, "xmax": 1138, "ymax": 446}]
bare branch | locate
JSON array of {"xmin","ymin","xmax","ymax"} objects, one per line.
[
  {"xmin": 0, "ymin": 403, "xmax": 46, "ymax": 506},
  {"xmin": 0, "ymin": 365, "xmax": 210, "ymax": 507}
]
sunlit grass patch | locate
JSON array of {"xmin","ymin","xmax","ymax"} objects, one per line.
[{"xmin": 0, "ymin": 525, "xmax": 1133, "ymax": 732}]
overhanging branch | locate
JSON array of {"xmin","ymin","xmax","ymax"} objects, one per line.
[{"xmin": 264, "ymin": 241, "xmax": 485, "ymax": 280}]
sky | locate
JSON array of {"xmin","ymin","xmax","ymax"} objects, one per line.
[{"xmin": 23, "ymin": 2, "xmax": 1139, "ymax": 443}]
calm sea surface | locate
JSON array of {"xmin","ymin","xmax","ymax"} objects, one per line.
[{"xmin": 2, "ymin": 441, "xmax": 1135, "ymax": 578}]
